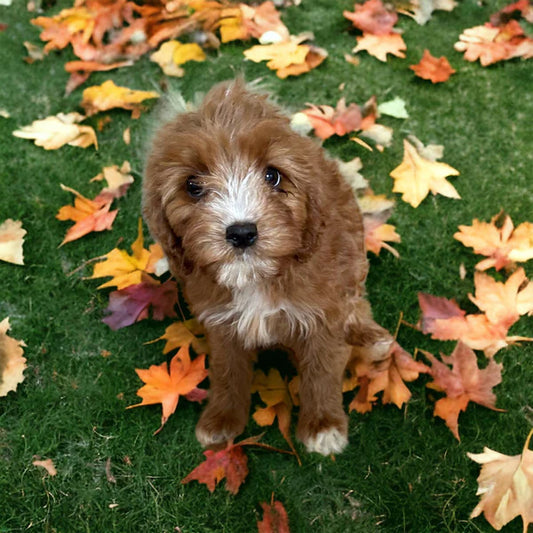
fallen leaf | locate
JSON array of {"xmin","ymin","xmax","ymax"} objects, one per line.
[
  {"xmin": 91, "ymin": 218, "xmax": 164, "ymax": 290},
  {"xmin": 468, "ymin": 429, "xmax": 533, "ymax": 532},
  {"xmin": 150, "ymin": 40, "xmax": 206, "ymax": 77},
  {"xmin": 364, "ymin": 218, "xmax": 401, "ymax": 257},
  {"xmin": 454, "ymin": 211, "xmax": 533, "ymax": 271},
  {"xmin": 337, "ymin": 156, "xmax": 368, "ymax": 192},
  {"xmin": 410, "ymin": 49, "xmax": 456, "ymax": 83},
  {"xmin": 127, "ymin": 344, "xmax": 208, "ymax": 433},
  {"xmin": 0, "ymin": 219, "xmax": 26, "ymax": 265},
  {"xmin": 422, "ymin": 342, "xmax": 503, "ymax": 440},
  {"xmin": 390, "ymin": 138, "xmax": 460, "ymax": 208},
  {"xmin": 377, "ymin": 96, "xmax": 409, "ymax": 119},
  {"xmin": 32, "ymin": 458, "xmax": 57, "ymax": 476},
  {"xmin": 150, "ymin": 319, "xmax": 209, "ymax": 356},
  {"xmin": 81, "ymin": 80, "xmax": 159, "ymax": 117},
  {"xmin": 182, "ymin": 439, "xmax": 249, "ymax": 494},
  {"xmin": 90, "ymin": 161, "xmax": 134, "ymax": 201},
  {"xmin": 13, "ymin": 112, "xmax": 97, "ymax": 150},
  {"xmin": 401, "ymin": 0, "xmax": 457, "ymax": 25},
  {"xmin": 251, "ymin": 369, "xmax": 298, "ymax": 458},
  {"xmin": 258, "ymin": 498, "xmax": 291, "ymax": 533},
  {"xmin": 352, "ymin": 32, "xmax": 406, "ymax": 62},
  {"xmin": 343, "ymin": 0, "xmax": 398, "ymax": 35},
  {"xmin": 56, "ymin": 184, "xmax": 117, "ymax": 245},
  {"xmin": 301, "ymin": 98, "xmax": 362, "ymax": 140},
  {"xmin": 0, "ymin": 318, "xmax": 27, "ymax": 397},
  {"xmin": 102, "ymin": 278, "xmax": 178, "ymax": 330}
]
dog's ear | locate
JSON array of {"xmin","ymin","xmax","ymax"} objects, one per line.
[
  {"xmin": 296, "ymin": 192, "xmax": 325, "ymax": 263},
  {"xmin": 142, "ymin": 189, "xmax": 191, "ymax": 279}
]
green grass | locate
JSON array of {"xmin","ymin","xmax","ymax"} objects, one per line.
[{"xmin": 1, "ymin": 0, "xmax": 532, "ymax": 531}]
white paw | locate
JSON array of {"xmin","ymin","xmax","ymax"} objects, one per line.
[
  {"xmin": 195, "ymin": 426, "xmax": 231, "ymax": 448},
  {"xmin": 304, "ymin": 428, "xmax": 348, "ymax": 456}
]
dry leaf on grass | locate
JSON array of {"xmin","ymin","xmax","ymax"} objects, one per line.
[
  {"xmin": 352, "ymin": 32, "xmax": 406, "ymax": 62},
  {"xmin": 401, "ymin": 0, "xmax": 457, "ymax": 25},
  {"xmin": 422, "ymin": 342, "xmax": 504, "ymax": 440},
  {"xmin": 343, "ymin": 0, "xmax": 398, "ymax": 35},
  {"xmin": 468, "ymin": 429, "xmax": 533, "ymax": 532},
  {"xmin": 258, "ymin": 498, "xmax": 291, "ymax": 533},
  {"xmin": 390, "ymin": 138, "xmax": 460, "ymax": 208},
  {"xmin": 91, "ymin": 219, "xmax": 164, "ymax": 290},
  {"xmin": 56, "ymin": 185, "xmax": 117, "ymax": 245},
  {"xmin": 32, "ymin": 458, "xmax": 57, "ymax": 476},
  {"xmin": 90, "ymin": 161, "xmax": 134, "ymax": 201},
  {"xmin": 0, "ymin": 318, "xmax": 27, "ymax": 397},
  {"xmin": 13, "ymin": 112, "xmax": 97, "ymax": 150},
  {"xmin": 0, "ymin": 219, "xmax": 26, "ymax": 265},
  {"xmin": 81, "ymin": 80, "xmax": 159, "ymax": 118},
  {"xmin": 127, "ymin": 344, "xmax": 208, "ymax": 434},
  {"xmin": 149, "ymin": 319, "xmax": 209, "ymax": 357},
  {"xmin": 150, "ymin": 40, "xmax": 206, "ymax": 77},
  {"xmin": 410, "ymin": 49, "xmax": 456, "ymax": 83},
  {"xmin": 454, "ymin": 211, "xmax": 533, "ymax": 271}
]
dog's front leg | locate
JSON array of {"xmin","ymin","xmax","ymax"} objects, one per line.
[
  {"xmin": 195, "ymin": 327, "xmax": 254, "ymax": 448},
  {"xmin": 296, "ymin": 338, "xmax": 351, "ymax": 456}
]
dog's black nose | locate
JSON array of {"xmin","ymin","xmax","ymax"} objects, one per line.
[{"xmin": 226, "ymin": 222, "xmax": 258, "ymax": 249}]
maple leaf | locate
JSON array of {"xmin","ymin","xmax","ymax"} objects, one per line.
[
  {"xmin": 258, "ymin": 498, "xmax": 291, "ymax": 533},
  {"xmin": 91, "ymin": 219, "xmax": 164, "ymax": 290},
  {"xmin": 454, "ymin": 20, "xmax": 533, "ymax": 66},
  {"xmin": 454, "ymin": 211, "xmax": 533, "ymax": 271},
  {"xmin": 150, "ymin": 319, "xmax": 209, "ymax": 357},
  {"xmin": 390, "ymin": 138, "xmax": 460, "ymax": 208},
  {"xmin": 352, "ymin": 32, "xmax": 406, "ymax": 62},
  {"xmin": 468, "ymin": 429, "xmax": 533, "ymax": 532},
  {"xmin": 64, "ymin": 59, "xmax": 134, "ymax": 95},
  {"xmin": 301, "ymin": 98, "xmax": 362, "ymax": 140},
  {"xmin": 343, "ymin": 0, "xmax": 398, "ymax": 35},
  {"xmin": 102, "ymin": 278, "xmax": 178, "ymax": 330},
  {"xmin": 12, "ymin": 112, "xmax": 97, "ymax": 150},
  {"xmin": 410, "ymin": 49, "xmax": 456, "ymax": 83},
  {"xmin": 422, "ymin": 342, "xmax": 503, "ymax": 440},
  {"xmin": 0, "ymin": 318, "xmax": 27, "ymax": 397},
  {"xmin": 469, "ymin": 268, "xmax": 533, "ymax": 328},
  {"xmin": 345, "ymin": 342, "xmax": 429, "ymax": 413},
  {"xmin": 56, "ymin": 184, "xmax": 117, "ymax": 245},
  {"xmin": 150, "ymin": 40, "xmax": 206, "ymax": 77},
  {"xmin": 0, "ymin": 219, "xmax": 26, "ymax": 265},
  {"xmin": 90, "ymin": 161, "xmax": 134, "ymax": 202},
  {"xmin": 32, "ymin": 458, "xmax": 57, "ymax": 476},
  {"xmin": 127, "ymin": 345, "xmax": 208, "ymax": 433},
  {"xmin": 490, "ymin": 0, "xmax": 533, "ymax": 27},
  {"xmin": 251, "ymin": 369, "xmax": 299, "ymax": 460},
  {"xmin": 81, "ymin": 80, "xmax": 159, "ymax": 118},
  {"xmin": 240, "ymin": 1, "xmax": 290, "ymax": 44},
  {"xmin": 243, "ymin": 37, "xmax": 327, "ymax": 78}
]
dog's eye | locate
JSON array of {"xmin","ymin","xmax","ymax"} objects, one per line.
[
  {"xmin": 264, "ymin": 167, "xmax": 282, "ymax": 188},
  {"xmin": 186, "ymin": 177, "xmax": 205, "ymax": 199}
]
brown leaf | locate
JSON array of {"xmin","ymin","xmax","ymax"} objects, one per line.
[
  {"xmin": 258, "ymin": 498, "xmax": 291, "ymax": 533},
  {"xmin": 32, "ymin": 457, "xmax": 57, "ymax": 476}
]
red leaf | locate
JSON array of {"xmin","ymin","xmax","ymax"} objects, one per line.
[
  {"xmin": 343, "ymin": 0, "xmax": 398, "ymax": 35},
  {"xmin": 258, "ymin": 499, "xmax": 291, "ymax": 533},
  {"xmin": 102, "ymin": 279, "xmax": 177, "ymax": 330},
  {"xmin": 417, "ymin": 293, "xmax": 466, "ymax": 334},
  {"xmin": 410, "ymin": 50, "xmax": 456, "ymax": 83}
]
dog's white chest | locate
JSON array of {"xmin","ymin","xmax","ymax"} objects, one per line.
[{"xmin": 199, "ymin": 286, "xmax": 321, "ymax": 349}]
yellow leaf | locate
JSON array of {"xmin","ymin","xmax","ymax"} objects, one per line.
[
  {"xmin": 150, "ymin": 41, "xmax": 206, "ymax": 77},
  {"xmin": 81, "ymin": 80, "xmax": 159, "ymax": 117},
  {"xmin": 390, "ymin": 139, "xmax": 460, "ymax": 208},
  {"xmin": 0, "ymin": 318, "xmax": 27, "ymax": 397},
  {"xmin": 150, "ymin": 319, "xmax": 209, "ymax": 356},
  {"xmin": 12, "ymin": 112, "xmax": 97, "ymax": 150},
  {"xmin": 0, "ymin": 219, "xmax": 26, "ymax": 265}
]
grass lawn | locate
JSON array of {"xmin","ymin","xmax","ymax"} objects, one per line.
[{"xmin": 1, "ymin": 0, "xmax": 532, "ymax": 532}]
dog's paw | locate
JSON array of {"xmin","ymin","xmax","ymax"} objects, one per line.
[
  {"xmin": 195, "ymin": 409, "xmax": 246, "ymax": 449},
  {"xmin": 303, "ymin": 428, "xmax": 348, "ymax": 456}
]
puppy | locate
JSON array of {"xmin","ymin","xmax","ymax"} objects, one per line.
[{"xmin": 143, "ymin": 80, "xmax": 392, "ymax": 455}]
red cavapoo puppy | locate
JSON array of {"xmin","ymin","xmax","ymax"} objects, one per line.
[{"xmin": 143, "ymin": 80, "xmax": 392, "ymax": 455}]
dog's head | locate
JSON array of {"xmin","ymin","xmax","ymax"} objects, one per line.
[{"xmin": 143, "ymin": 80, "xmax": 333, "ymax": 289}]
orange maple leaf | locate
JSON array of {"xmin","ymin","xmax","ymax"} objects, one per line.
[
  {"xmin": 390, "ymin": 138, "xmax": 460, "ymax": 208},
  {"xmin": 91, "ymin": 218, "xmax": 164, "ymax": 290},
  {"xmin": 301, "ymin": 98, "xmax": 362, "ymax": 140},
  {"xmin": 345, "ymin": 342, "xmax": 429, "ymax": 413},
  {"xmin": 0, "ymin": 317, "xmax": 27, "ymax": 397},
  {"xmin": 343, "ymin": 0, "xmax": 398, "ymax": 35},
  {"xmin": 410, "ymin": 49, "xmax": 456, "ymax": 83},
  {"xmin": 363, "ymin": 217, "xmax": 401, "ymax": 257},
  {"xmin": 56, "ymin": 184, "xmax": 117, "ymax": 245},
  {"xmin": 352, "ymin": 32, "xmax": 406, "ymax": 62},
  {"xmin": 149, "ymin": 319, "xmax": 209, "ymax": 357},
  {"xmin": 422, "ymin": 342, "xmax": 504, "ymax": 440},
  {"xmin": 258, "ymin": 498, "xmax": 291, "ymax": 533},
  {"xmin": 454, "ymin": 211, "xmax": 533, "ymax": 271},
  {"xmin": 468, "ymin": 429, "xmax": 533, "ymax": 532},
  {"xmin": 127, "ymin": 345, "xmax": 208, "ymax": 434}
]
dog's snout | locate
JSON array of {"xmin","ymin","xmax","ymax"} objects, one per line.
[{"xmin": 226, "ymin": 222, "xmax": 258, "ymax": 249}]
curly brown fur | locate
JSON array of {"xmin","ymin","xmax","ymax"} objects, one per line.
[{"xmin": 143, "ymin": 80, "xmax": 392, "ymax": 455}]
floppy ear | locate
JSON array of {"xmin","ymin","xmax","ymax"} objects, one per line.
[
  {"xmin": 295, "ymin": 192, "xmax": 325, "ymax": 263},
  {"xmin": 142, "ymin": 188, "xmax": 191, "ymax": 279}
]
